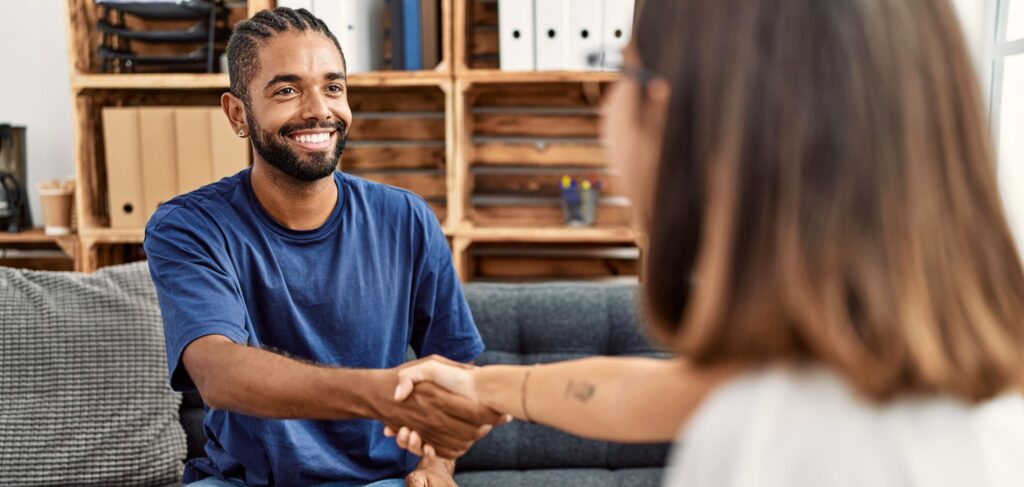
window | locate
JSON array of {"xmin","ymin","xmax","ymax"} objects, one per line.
[{"xmin": 991, "ymin": 0, "xmax": 1024, "ymax": 255}]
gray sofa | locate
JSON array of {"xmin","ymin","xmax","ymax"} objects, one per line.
[{"xmin": 1, "ymin": 263, "xmax": 670, "ymax": 486}]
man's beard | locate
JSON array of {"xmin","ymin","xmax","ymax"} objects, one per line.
[{"xmin": 246, "ymin": 109, "xmax": 348, "ymax": 182}]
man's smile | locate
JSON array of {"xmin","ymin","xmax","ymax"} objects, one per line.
[{"xmin": 287, "ymin": 128, "xmax": 336, "ymax": 151}]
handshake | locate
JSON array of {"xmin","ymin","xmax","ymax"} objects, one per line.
[{"xmin": 378, "ymin": 355, "xmax": 505, "ymax": 460}]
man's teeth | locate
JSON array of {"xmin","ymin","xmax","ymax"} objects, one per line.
[{"xmin": 292, "ymin": 132, "xmax": 331, "ymax": 144}]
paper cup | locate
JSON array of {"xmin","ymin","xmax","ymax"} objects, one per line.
[{"xmin": 38, "ymin": 188, "xmax": 73, "ymax": 236}]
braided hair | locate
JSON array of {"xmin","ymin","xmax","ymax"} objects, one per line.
[{"xmin": 226, "ymin": 7, "xmax": 347, "ymax": 105}]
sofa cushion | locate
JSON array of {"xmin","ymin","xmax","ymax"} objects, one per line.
[
  {"xmin": 457, "ymin": 283, "xmax": 672, "ymax": 472},
  {"xmin": 0, "ymin": 262, "xmax": 186, "ymax": 486}
]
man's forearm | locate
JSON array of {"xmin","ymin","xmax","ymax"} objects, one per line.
[{"xmin": 185, "ymin": 335, "xmax": 395, "ymax": 420}]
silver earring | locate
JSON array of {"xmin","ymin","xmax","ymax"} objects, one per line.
[{"xmin": 237, "ymin": 129, "xmax": 246, "ymax": 137}]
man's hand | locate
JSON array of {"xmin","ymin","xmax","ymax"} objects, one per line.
[
  {"xmin": 405, "ymin": 456, "xmax": 456, "ymax": 487},
  {"xmin": 385, "ymin": 359, "xmax": 512, "ymax": 458},
  {"xmin": 374, "ymin": 356, "xmax": 504, "ymax": 459}
]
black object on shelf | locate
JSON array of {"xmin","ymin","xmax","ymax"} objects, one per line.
[
  {"xmin": 95, "ymin": 0, "xmax": 236, "ymax": 74},
  {"xmin": 94, "ymin": 0, "xmax": 216, "ymax": 20},
  {"xmin": 98, "ymin": 19, "xmax": 229, "ymax": 44},
  {"xmin": 98, "ymin": 45, "xmax": 217, "ymax": 73}
]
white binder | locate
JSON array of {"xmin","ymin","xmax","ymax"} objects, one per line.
[
  {"xmin": 499, "ymin": 0, "xmax": 536, "ymax": 71},
  {"xmin": 534, "ymin": 0, "xmax": 569, "ymax": 71},
  {"xmin": 567, "ymin": 0, "xmax": 603, "ymax": 71},
  {"xmin": 338, "ymin": 0, "xmax": 386, "ymax": 73},
  {"xmin": 601, "ymin": 0, "xmax": 634, "ymax": 70}
]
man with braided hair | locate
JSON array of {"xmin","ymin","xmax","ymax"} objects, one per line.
[{"xmin": 144, "ymin": 7, "xmax": 501, "ymax": 486}]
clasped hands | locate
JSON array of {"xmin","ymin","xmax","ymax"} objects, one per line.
[{"xmin": 381, "ymin": 355, "xmax": 499, "ymax": 459}]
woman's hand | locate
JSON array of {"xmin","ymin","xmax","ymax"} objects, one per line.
[{"xmin": 393, "ymin": 359, "xmax": 479, "ymax": 402}]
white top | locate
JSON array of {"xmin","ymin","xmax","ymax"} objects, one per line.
[{"xmin": 663, "ymin": 365, "xmax": 1024, "ymax": 487}]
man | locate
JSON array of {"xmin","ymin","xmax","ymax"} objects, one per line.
[{"xmin": 144, "ymin": 7, "xmax": 502, "ymax": 486}]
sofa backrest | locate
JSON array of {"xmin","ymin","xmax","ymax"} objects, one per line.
[
  {"xmin": 175, "ymin": 279, "xmax": 671, "ymax": 470},
  {"xmin": 456, "ymin": 283, "xmax": 671, "ymax": 471}
]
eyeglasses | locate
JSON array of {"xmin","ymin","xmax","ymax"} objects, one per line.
[{"xmin": 585, "ymin": 49, "xmax": 657, "ymax": 88}]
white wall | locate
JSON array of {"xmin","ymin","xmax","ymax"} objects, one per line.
[{"xmin": 0, "ymin": 0, "xmax": 75, "ymax": 227}]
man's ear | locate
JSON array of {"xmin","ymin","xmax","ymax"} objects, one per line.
[{"xmin": 221, "ymin": 91, "xmax": 248, "ymax": 137}]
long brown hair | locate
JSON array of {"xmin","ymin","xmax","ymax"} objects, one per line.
[{"xmin": 637, "ymin": 0, "xmax": 1024, "ymax": 401}]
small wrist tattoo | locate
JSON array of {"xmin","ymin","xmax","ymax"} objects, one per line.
[{"xmin": 564, "ymin": 379, "xmax": 596, "ymax": 402}]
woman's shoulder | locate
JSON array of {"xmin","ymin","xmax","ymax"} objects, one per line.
[{"xmin": 664, "ymin": 364, "xmax": 1024, "ymax": 487}]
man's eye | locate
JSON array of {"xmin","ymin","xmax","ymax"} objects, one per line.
[
  {"xmin": 277, "ymin": 87, "xmax": 296, "ymax": 95},
  {"xmin": 327, "ymin": 84, "xmax": 344, "ymax": 93}
]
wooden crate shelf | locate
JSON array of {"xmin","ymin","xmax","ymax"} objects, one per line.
[
  {"xmin": 461, "ymin": 241, "xmax": 641, "ymax": 282},
  {"xmin": 64, "ymin": 0, "xmax": 642, "ymax": 278},
  {"xmin": 0, "ymin": 229, "xmax": 79, "ymax": 271}
]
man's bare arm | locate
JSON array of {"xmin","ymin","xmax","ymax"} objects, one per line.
[
  {"xmin": 183, "ymin": 335, "xmax": 388, "ymax": 418},
  {"xmin": 183, "ymin": 334, "xmax": 504, "ymax": 458}
]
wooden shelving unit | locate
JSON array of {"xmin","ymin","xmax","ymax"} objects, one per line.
[
  {"xmin": 63, "ymin": 0, "xmax": 641, "ymax": 281},
  {"xmin": 0, "ymin": 229, "xmax": 79, "ymax": 271}
]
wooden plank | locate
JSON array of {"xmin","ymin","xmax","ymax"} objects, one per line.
[
  {"xmin": 440, "ymin": 0, "xmax": 454, "ymax": 73},
  {"xmin": 349, "ymin": 88, "xmax": 445, "ymax": 111},
  {"xmin": 449, "ymin": 79, "xmax": 471, "ymax": 229},
  {"xmin": 68, "ymin": 0, "xmax": 100, "ymax": 72},
  {"xmin": 354, "ymin": 172, "xmax": 447, "ymax": 199},
  {"xmin": 342, "ymin": 145, "xmax": 446, "ymax": 170},
  {"xmin": 472, "ymin": 249, "xmax": 639, "ymax": 280},
  {"xmin": 474, "ymin": 171, "xmax": 622, "ymax": 198},
  {"xmin": 456, "ymin": 225, "xmax": 637, "ymax": 243},
  {"xmin": 473, "ymin": 58, "xmax": 500, "ymax": 69},
  {"xmin": 428, "ymin": 201, "xmax": 447, "ymax": 224},
  {"xmin": 473, "ymin": 141, "xmax": 606, "ymax": 166},
  {"xmin": 471, "ymin": 30, "xmax": 498, "ymax": 57},
  {"xmin": 470, "ymin": 204, "xmax": 631, "ymax": 227},
  {"xmin": 76, "ymin": 94, "xmax": 106, "ymax": 229},
  {"xmin": 454, "ymin": 0, "xmax": 471, "ymax": 72},
  {"xmin": 349, "ymin": 117, "xmax": 446, "ymax": 141},
  {"xmin": 472, "ymin": 83, "xmax": 604, "ymax": 108},
  {"xmin": 463, "ymin": 70, "xmax": 620, "ymax": 84},
  {"xmin": 0, "ymin": 229, "xmax": 67, "ymax": 244},
  {"xmin": 0, "ymin": 257, "xmax": 74, "ymax": 272},
  {"xmin": 73, "ymin": 74, "xmax": 229, "ymax": 90},
  {"xmin": 472, "ymin": 0, "xmax": 498, "ymax": 26},
  {"xmin": 473, "ymin": 113, "xmax": 599, "ymax": 137}
]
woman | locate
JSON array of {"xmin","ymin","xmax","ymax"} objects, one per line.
[{"xmin": 390, "ymin": 0, "xmax": 1024, "ymax": 484}]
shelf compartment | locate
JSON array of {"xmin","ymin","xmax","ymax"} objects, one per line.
[
  {"xmin": 459, "ymin": 81, "xmax": 630, "ymax": 229},
  {"xmin": 345, "ymin": 85, "xmax": 451, "ymax": 224},
  {"xmin": 454, "ymin": 0, "xmax": 625, "ymax": 80},
  {"xmin": 464, "ymin": 241, "xmax": 640, "ymax": 282},
  {"xmin": 70, "ymin": 0, "xmax": 249, "ymax": 74}
]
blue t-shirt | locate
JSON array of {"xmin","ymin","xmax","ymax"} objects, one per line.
[{"xmin": 144, "ymin": 169, "xmax": 484, "ymax": 486}]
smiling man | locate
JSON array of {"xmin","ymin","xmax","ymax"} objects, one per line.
[{"xmin": 143, "ymin": 8, "xmax": 502, "ymax": 487}]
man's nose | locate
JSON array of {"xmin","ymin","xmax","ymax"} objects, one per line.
[{"xmin": 301, "ymin": 91, "xmax": 332, "ymax": 122}]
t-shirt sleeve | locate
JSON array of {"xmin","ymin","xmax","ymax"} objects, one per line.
[
  {"xmin": 144, "ymin": 209, "xmax": 249, "ymax": 392},
  {"xmin": 409, "ymin": 204, "xmax": 484, "ymax": 364}
]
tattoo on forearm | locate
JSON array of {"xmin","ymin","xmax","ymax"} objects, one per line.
[{"xmin": 564, "ymin": 380, "xmax": 596, "ymax": 402}]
